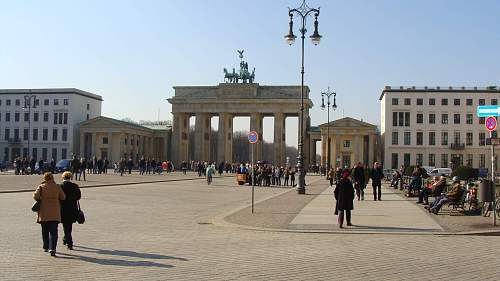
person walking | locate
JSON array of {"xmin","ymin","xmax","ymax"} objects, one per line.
[
  {"xmin": 70, "ymin": 156, "xmax": 80, "ymax": 181},
  {"xmin": 33, "ymin": 172, "xmax": 66, "ymax": 256},
  {"xmin": 79, "ymin": 157, "xmax": 87, "ymax": 181},
  {"xmin": 290, "ymin": 169, "xmax": 296, "ymax": 187},
  {"xmin": 370, "ymin": 162, "xmax": 384, "ymax": 201},
  {"xmin": 353, "ymin": 162, "xmax": 366, "ymax": 200},
  {"xmin": 119, "ymin": 158, "xmax": 126, "ymax": 176},
  {"xmin": 334, "ymin": 170, "xmax": 355, "ymax": 228},
  {"xmin": 59, "ymin": 171, "xmax": 81, "ymax": 250},
  {"xmin": 206, "ymin": 163, "xmax": 215, "ymax": 185},
  {"xmin": 328, "ymin": 167, "xmax": 335, "ymax": 187}
]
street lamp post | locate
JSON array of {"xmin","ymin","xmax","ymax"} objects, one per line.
[
  {"xmin": 285, "ymin": 0, "xmax": 322, "ymax": 194},
  {"xmin": 23, "ymin": 94, "xmax": 37, "ymax": 159},
  {"xmin": 321, "ymin": 87, "xmax": 337, "ymax": 175}
]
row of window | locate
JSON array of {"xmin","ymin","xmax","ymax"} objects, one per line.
[
  {"xmin": 4, "ymin": 147, "xmax": 67, "ymax": 162},
  {"xmin": 2, "ymin": 128, "xmax": 68, "ymax": 142},
  {"xmin": 0, "ymin": 112, "xmax": 68, "ymax": 124},
  {"xmin": 391, "ymin": 131, "xmax": 490, "ymax": 146},
  {"xmin": 391, "ymin": 97, "xmax": 497, "ymax": 106},
  {"xmin": 390, "ymin": 153, "xmax": 488, "ymax": 170},
  {"xmin": 0, "ymin": 98, "xmax": 69, "ymax": 107},
  {"xmin": 393, "ymin": 112, "xmax": 492, "ymax": 126}
]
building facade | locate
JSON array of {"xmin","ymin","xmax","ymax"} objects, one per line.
[
  {"xmin": 0, "ymin": 88, "xmax": 102, "ymax": 162},
  {"xmin": 380, "ymin": 86, "xmax": 500, "ymax": 172}
]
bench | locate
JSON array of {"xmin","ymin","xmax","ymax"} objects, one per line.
[{"xmin": 446, "ymin": 188, "xmax": 467, "ymax": 216}]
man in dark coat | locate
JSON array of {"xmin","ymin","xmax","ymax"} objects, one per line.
[
  {"xmin": 370, "ymin": 162, "xmax": 384, "ymax": 201},
  {"xmin": 334, "ymin": 170, "xmax": 355, "ymax": 228},
  {"xmin": 60, "ymin": 171, "xmax": 82, "ymax": 250},
  {"xmin": 352, "ymin": 162, "xmax": 366, "ymax": 201},
  {"xmin": 70, "ymin": 156, "xmax": 80, "ymax": 180}
]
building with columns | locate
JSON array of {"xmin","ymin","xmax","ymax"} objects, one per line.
[
  {"xmin": 79, "ymin": 117, "xmax": 170, "ymax": 165},
  {"xmin": 168, "ymin": 83, "xmax": 312, "ymax": 166},
  {"xmin": 309, "ymin": 117, "xmax": 379, "ymax": 168}
]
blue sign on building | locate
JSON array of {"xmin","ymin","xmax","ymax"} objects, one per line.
[{"xmin": 477, "ymin": 106, "xmax": 500, "ymax": 117}]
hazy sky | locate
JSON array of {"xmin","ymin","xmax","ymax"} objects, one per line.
[{"xmin": 1, "ymin": 0, "xmax": 499, "ymax": 147}]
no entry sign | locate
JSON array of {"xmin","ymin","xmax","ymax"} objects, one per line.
[
  {"xmin": 485, "ymin": 116, "xmax": 497, "ymax": 132},
  {"xmin": 248, "ymin": 131, "xmax": 259, "ymax": 144}
]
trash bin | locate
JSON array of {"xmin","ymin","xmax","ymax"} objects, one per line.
[{"xmin": 479, "ymin": 179, "xmax": 494, "ymax": 202}]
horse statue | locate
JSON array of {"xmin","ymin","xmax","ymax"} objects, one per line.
[
  {"xmin": 223, "ymin": 68, "xmax": 238, "ymax": 83},
  {"xmin": 249, "ymin": 68, "xmax": 255, "ymax": 83}
]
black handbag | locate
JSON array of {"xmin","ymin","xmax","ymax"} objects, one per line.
[
  {"xmin": 31, "ymin": 188, "xmax": 42, "ymax": 212},
  {"xmin": 76, "ymin": 201, "xmax": 85, "ymax": 224}
]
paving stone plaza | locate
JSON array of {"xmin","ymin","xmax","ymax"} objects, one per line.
[{"xmin": 1, "ymin": 174, "xmax": 499, "ymax": 280}]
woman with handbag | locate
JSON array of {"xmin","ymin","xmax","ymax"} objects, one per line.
[
  {"xmin": 33, "ymin": 172, "xmax": 66, "ymax": 256},
  {"xmin": 59, "ymin": 171, "xmax": 82, "ymax": 250},
  {"xmin": 334, "ymin": 170, "xmax": 355, "ymax": 228}
]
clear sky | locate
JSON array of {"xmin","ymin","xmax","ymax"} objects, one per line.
[{"xmin": 1, "ymin": 0, "xmax": 499, "ymax": 147}]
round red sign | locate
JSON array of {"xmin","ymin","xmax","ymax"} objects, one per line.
[{"xmin": 485, "ymin": 116, "xmax": 497, "ymax": 132}]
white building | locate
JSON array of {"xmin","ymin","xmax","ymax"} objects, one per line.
[
  {"xmin": 0, "ymin": 88, "xmax": 102, "ymax": 162},
  {"xmin": 380, "ymin": 86, "xmax": 500, "ymax": 172}
]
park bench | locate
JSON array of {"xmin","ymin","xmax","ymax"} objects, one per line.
[{"xmin": 446, "ymin": 188, "xmax": 467, "ymax": 216}]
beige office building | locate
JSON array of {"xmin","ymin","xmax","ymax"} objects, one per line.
[{"xmin": 380, "ymin": 86, "xmax": 500, "ymax": 172}]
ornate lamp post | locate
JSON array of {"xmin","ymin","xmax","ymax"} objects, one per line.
[
  {"xmin": 23, "ymin": 93, "xmax": 37, "ymax": 159},
  {"xmin": 321, "ymin": 87, "xmax": 337, "ymax": 175},
  {"xmin": 285, "ymin": 0, "xmax": 322, "ymax": 195}
]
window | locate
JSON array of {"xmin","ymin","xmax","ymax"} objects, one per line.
[
  {"xmin": 404, "ymin": 112, "xmax": 410, "ymax": 126},
  {"xmin": 392, "ymin": 112, "xmax": 397, "ymax": 127},
  {"xmin": 441, "ymin": 132, "xmax": 448, "ymax": 145},
  {"xmin": 466, "ymin": 99, "xmax": 473, "ymax": 106},
  {"xmin": 103, "ymin": 137, "xmax": 108, "ymax": 145},
  {"xmin": 391, "ymin": 153, "xmax": 398, "ymax": 169},
  {"xmin": 0, "ymin": 100, "xmax": 2, "ymax": 105},
  {"xmin": 441, "ymin": 154, "xmax": 448, "ymax": 168},
  {"xmin": 42, "ymin": 148, "xmax": 48, "ymax": 161},
  {"xmin": 416, "ymin": 113, "xmax": 423, "ymax": 124},
  {"xmin": 34, "ymin": 99, "xmax": 40, "ymax": 106},
  {"xmin": 466, "ymin": 114, "xmax": 473, "ymax": 124},
  {"xmin": 14, "ymin": 112, "xmax": 19, "ymax": 122},
  {"xmin": 14, "ymin": 128, "xmax": 19, "ymax": 140},
  {"xmin": 343, "ymin": 140, "xmax": 351, "ymax": 148},
  {"xmin": 63, "ymin": 113, "xmax": 68, "ymax": 124},
  {"xmin": 63, "ymin": 99, "xmax": 69, "ymax": 105},
  {"xmin": 53, "ymin": 113, "xmax": 58, "ymax": 124},
  {"xmin": 23, "ymin": 128, "xmax": 28, "ymax": 140},
  {"xmin": 44, "ymin": 99, "xmax": 49, "ymax": 106},
  {"xmin": 42, "ymin": 129, "xmax": 48, "ymax": 141},
  {"xmin": 392, "ymin": 98, "xmax": 398, "ymax": 105},
  {"xmin": 15, "ymin": 99, "xmax": 20, "ymax": 106},
  {"xmin": 33, "ymin": 129, "xmax": 38, "ymax": 141},
  {"xmin": 479, "ymin": 99, "xmax": 485, "ymax": 106},
  {"xmin": 404, "ymin": 153, "xmax": 411, "ymax": 167},
  {"xmin": 6, "ymin": 99, "xmax": 11, "ymax": 106},
  {"xmin": 52, "ymin": 148, "xmax": 57, "ymax": 161},
  {"xmin": 24, "ymin": 112, "xmax": 29, "ymax": 122},
  {"xmin": 416, "ymin": 132, "xmax": 423, "ymax": 145},
  {"xmin": 58, "ymin": 112, "xmax": 63, "ymax": 124},
  {"xmin": 429, "ymin": 132, "xmax": 436, "ymax": 145},
  {"xmin": 479, "ymin": 132, "xmax": 486, "ymax": 146},
  {"xmin": 479, "ymin": 117, "xmax": 485, "ymax": 124},
  {"xmin": 86, "ymin": 104, "xmax": 90, "ymax": 110},
  {"xmin": 454, "ymin": 132, "xmax": 461, "ymax": 144},
  {"xmin": 33, "ymin": 112, "xmax": 39, "ymax": 122},
  {"xmin": 417, "ymin": 98, "xmax": 423, "ymax": 105},
  {"xmin": 61, "ymin": 148, "xmax": 67, "ymax": 159},
  {"xmin": 53, "ymin": 99, "xmax": 59, "ymax": 106},
  {"xmin": 441, "ymin": 114, "xmax": 448, "ymax": 124},
  {"xmin": 43, "ymin": 112, "xmax": 49, "ymax": 122},
  {"xmin": 429, "ymin": 154, "xmax": 435, "ymax": 167},
  {"xmin": 479, "ymin": 154, "xmax": 486, "ymax": 168},
  {"xmin": 492, "ymin": 99, "xmax": 498, "ymax": 105},
  {"xmin": 22, "ymin": 148, "xmax": 28, "ymax": 158},
  {"xmin": 441, "ymin": 98, "xmax": 448, "ymax": 105},
  {"xmin": 404, "ymin": 98, "xmax": 411, "ymax": 105},
  {"xmin": 404, "ymin": 132, "xmax": 411, "ymax": 145},
  {"xmin": 454, "ymin": 114, "xmax": 460, "ymax": 124},
  {"xmin": 398, "ymin": 112, "xmax": 404, "ymax": 126},
  {"xmin": 392, "ymin": 132, "xmax": 398, "ymax": 145},
  {"xmin": 4, "ymin": 128, "xmax": 9, "ymax": 140},
  {"xmin": 0, "ymin": 111, "xmax": 2, "ymax": 121},
  {"xmin": 86, "ymin": 114, "xmax": 89, "ymax": 120},
  {"xmin": 52, "ymin": 129, "xmax": 58, "ymax": 141},
  {"xmin": 429, "ymin": 113, "xmax": 435, "ymax": 124},
  {"xmin": 416, "ymin": 154, "xmax": 423, "ymax": 166},
  {"xmin": 466, "ymin": 154, "xmax": 473, "ymax": 167},
  {"xmin": 429, "ymin": 98, "xmax": 435, "ymax": 105},
  {"xmin": 453, "ymin": 99, "xmax": 460, "ymax": 106},
  {"xmin": 5, "ymin": 112, "xmax": 10, "ymax": 122},
  {"xmin": 32, "ymin": 148, "xmax": 37, "ymax": 160},
  {"xmin": 466, "ymin": 132, "xmax": 473, "ymax": 146},
  {"xmin": 62, "ymin": 129, "xmax": 68, "ymax": 141}
]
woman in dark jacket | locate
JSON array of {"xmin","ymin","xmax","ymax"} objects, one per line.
[
  {"xmin": 60, "ymin": 171, "xmax": 81, "ymax": 250},
  {"xmin": 334, "ymin": 170, "xmax": 355, "ymax": 228}
]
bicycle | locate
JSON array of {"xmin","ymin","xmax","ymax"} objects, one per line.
[{"xmin": 481, "ymin": 190, "xmax": 500, "ymax": 219}]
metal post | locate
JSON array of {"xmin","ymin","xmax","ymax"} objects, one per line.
[
  {"xmin": 491, "ymin": 131, "xmax": 497, "ymax": 226},
  {"xmin": 251, "ymin": 143, "xmax": 255, "ymax": 214},
  {"xmin": 326, "ymin": 100, "xmax": 330, "ymax": 174}
]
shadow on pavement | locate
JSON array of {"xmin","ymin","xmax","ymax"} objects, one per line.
[
  {"xmin": 74, "ymin": 246, "xmax": 188, "ymax": 261},
  {"xmin": 350, "ymin": 225, "xmax": 441, "ymax": 232},
  {"xmin": 57, "ymin": 252, "xmax": 175, "ymax": 268}
]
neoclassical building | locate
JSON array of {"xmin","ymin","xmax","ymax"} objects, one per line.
[
  {"xmin": 79, "ymin": 117, "xmax": 170, "ymax": 164},
  {"xmin": 309, "ymin": 117, "xmax": 379, "ymax": 168}
]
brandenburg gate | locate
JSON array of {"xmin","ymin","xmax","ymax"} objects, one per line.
[{"xmin": 168, "ymin": 51, "xmax": 312, "ymax": 166}]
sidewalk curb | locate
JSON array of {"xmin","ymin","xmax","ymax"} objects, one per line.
[{"xmin": 0, "ymin": 176, "xmax": 206, "ymax": 194}]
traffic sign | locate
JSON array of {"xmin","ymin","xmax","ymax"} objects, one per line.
[
  {"xmin": 248, "ymin": 131, "xmax": 259, "ymax": 144},
  {"xmin": 485, "ymin": 116, "xmax": 497, "ymax": 132},
  {"xmin": 486, "ymin": 138, "xmax": 500, "ymax": 146},
  {"xmin": 477, "ymin": 106, "xmax": 500, "ymax": 117}
]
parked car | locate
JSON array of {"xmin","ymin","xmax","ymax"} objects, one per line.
[
  {"xmin": 428, "ymin": 168, "xmax": 452, "ymax": 177},
  {"xmin": 55, "ymin": 159, "xmax": 71, "ymax": 173},
  {"xmin": 0, "ymin": 161, "xmax": 8, "ymax": 172}
]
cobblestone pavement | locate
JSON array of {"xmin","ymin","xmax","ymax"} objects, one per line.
[
  {"xmin": 1, "ymin": 176, "xmax": 499, "ymax": 280},
  {"xmin": 0, "ymin": 171, "xmax": 206, "ymax": 193}
]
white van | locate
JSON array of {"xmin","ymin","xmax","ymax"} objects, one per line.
[{"xmin": 428, "ymin": 168, "xmax": 452, "ymax": 177}]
